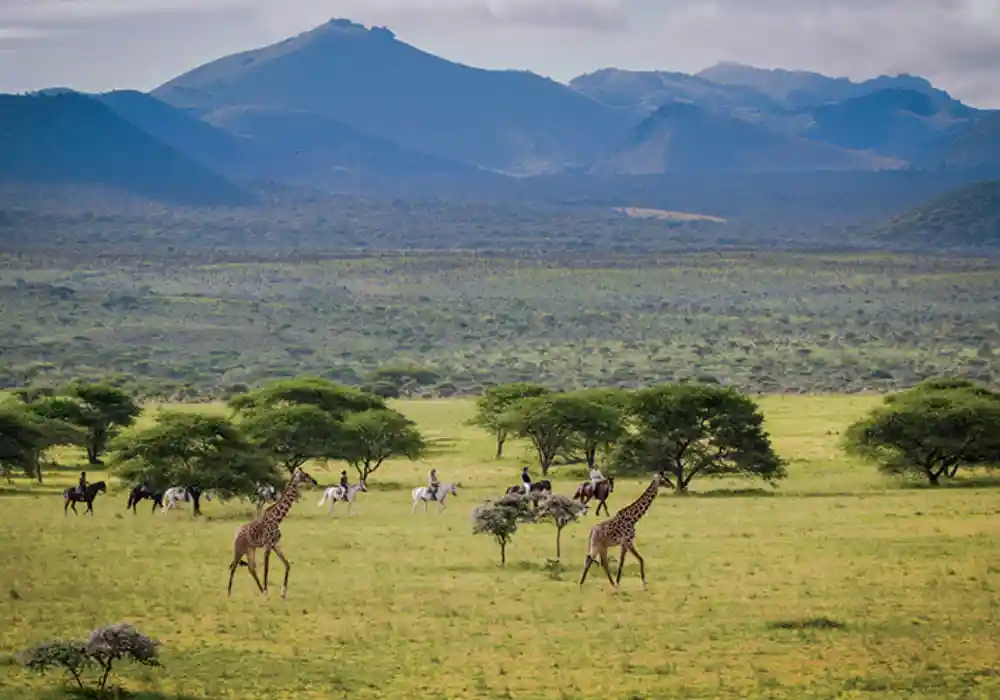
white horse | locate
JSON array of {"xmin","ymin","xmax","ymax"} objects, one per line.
[
  {"xmin": 161, "ymin": 486, "xmax": 213, "ymax": 512},
  {"xmin": 254, "ymin": 483, "xmax": 278, "ymax": 512},
  {"xmin": 317, "ymin": 482, "xmax": 368, "ymax": 516},
  {"xmin": 412, "ymin": 482, "xmax": 460, "ymax": 513}
]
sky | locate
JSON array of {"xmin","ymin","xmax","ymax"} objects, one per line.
[{"xmin": 1, "ymin": 0, "xmax": 998, "ymax": 107}]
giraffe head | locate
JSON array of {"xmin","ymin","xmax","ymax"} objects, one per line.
[{"xmin": 290, "ymin": 468, "xmax": 319, "ymax": 489}]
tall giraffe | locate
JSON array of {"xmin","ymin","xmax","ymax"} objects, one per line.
[
  {"xmin": 579, "ymin": 471, "xmax": 668, "ymax": 590},
  {"xmin": 227, "ymin": 467, "xmax": 318, "ymax": 599}
]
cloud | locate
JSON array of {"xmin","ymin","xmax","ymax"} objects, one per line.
[{"xmin": 0, "ymin": 0, "xmax": 996, "ymax": 106}]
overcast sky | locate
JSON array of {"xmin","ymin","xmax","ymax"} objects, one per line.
[{"xmin": 1, "ymin": 0, "xmax": 998, "ymax": 107}]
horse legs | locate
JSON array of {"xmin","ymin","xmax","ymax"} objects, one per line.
[
  {"xmin": 86, "ymin": 499, "xmax": 94, "ymax": 515},
  {"xmin": 271, "ymin": 543, "xmax": 291, "ymax": 599},
  {"xmin": 70, "ymin": 501, "xmax": 78, "ymax": 515},
  {"xmin": 64, "ymin": 498, "xmax": 70, "ymax": 516}
]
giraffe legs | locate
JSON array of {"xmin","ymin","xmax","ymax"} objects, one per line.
[
  {"xmin": 580, "ymin": 548, "xmax": 618, "ymax": 588},
  {"xmin": 262, "ymin": 548, "xmax": 271, "ymax": 597},
  {"xmin": 598, "ymin": 550, "xmax": 616, "ymax": 587},
  {"xmin": 616, "ymin": 543, "xmax": 647, "ymax": 590},
  {"xmin": 228, "ymin": 548, "xmax": 264, "ymax": 597},
  {"xmin": 615, "ymin": 544, "xmax": 628, "ymax": 583},
  {"xmin": 271, "ymin": 543, "xmax": 291, "ymax": 599}
]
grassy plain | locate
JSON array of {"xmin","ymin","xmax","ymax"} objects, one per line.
[{"xmin": 3, "ymin": 395, "xmax": 1000, "ymax": 699}]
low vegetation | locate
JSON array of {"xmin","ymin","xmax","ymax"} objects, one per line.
[{"xmin": 2, "ymin": 252, "xmax": 998, "ymax": 399}]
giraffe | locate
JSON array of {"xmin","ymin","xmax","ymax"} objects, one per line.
[
  {"xmin": 579, "ymin": 471, "xmax": 668, "ymax": 590},
  {"xmin": 227, "ymin": 467, "xmax": 318, "ymax": 599}
]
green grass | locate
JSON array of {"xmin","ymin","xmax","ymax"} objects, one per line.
[{"xmin": 3, "ymin": 395, "xmax": 1000, "ymax": 699}]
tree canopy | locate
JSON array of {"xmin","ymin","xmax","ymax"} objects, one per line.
[
  {"xmin": 844, "ymin": 379, "xmax": 1000, "ymax": 485},
  {"xmin": 26, "ymin": 382, "xmax": 140, "ymax": 465},
  {"xmin": 0, "ymin": 404, "xmax": 84, "ymax": 482},
  {"xmin": 229, "ymin": 377, "xmax": 385, "ymax": 417},
  {"xmin": 110, "ymin": 411, "xmax": 281, "ymax": 513},
  {"xmin": 613, "ymin": 383, "xmax": 786, "ymax": 492},
  {"xmin": 469, "ymin": 382, "xmax": 551, "ymax": 458},
  {"xmin": 337, "ymin": 408, "xmax": 427, "ymax": 482},
  {"xmin": 238, "ymin": 403, "xmax": 344, "ymax": 474}
]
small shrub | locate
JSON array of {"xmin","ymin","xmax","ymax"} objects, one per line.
[{"xmin": 18, "ymin": 622, "xmax": 161, "ymax": 697}]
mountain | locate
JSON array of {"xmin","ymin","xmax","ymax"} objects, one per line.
[
  {"xmin": 152, "ymin": 19, "xmax": 629, "ymax": 175},
  {"xmin": 95, "ymin": 90, "xmax": 267, "ymax": 179},
  {"xmin": 695, "ymin": 62, "xmax": 965, "ymax": 110},
  {"xmin": 0, "ymin": 92, "xmax": 252, "ymax": 205},
  {"xmin": 927, "ymin": 112, "xmax": 1000, "ymax": 173},
  {"xmin": 202, "ymin": 105, "xmax": 487, "ymax": 185},
  {"xmin": 568, "ymin": 68, "xmax": 780, "ymax": 118},
  {"xmin": 804, "ymin": 88, "xmax": 976, "ymax": 160},
  {"xmin": 872, "ymin": 179, "xmax": 1000, "ymax": 248},
  {"xmin": 594, "ymin": 100, "xmax": 899, "ymax": 175}
]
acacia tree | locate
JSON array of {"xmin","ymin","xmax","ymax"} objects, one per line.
[
  {"xmin": 28, "ymin": 382, "xmax": 141, "ymax": 465},
  {"xmin": 534, "ymin": 493, "xmax": 588, "ymax": 559},
  {"xmin": 337, "ymin": 408, "xmax": 427, "ymax": 482},
  {"xmin": 0, "ymin": 405, "xmax": 84, "ymax": 482},
  {"xmin": 238, "ymin": 404, "xmax": 344, "ymax": 475},
  {"xmin": 469, "ymin": 382, "xmax": 550, "ymax": 459},
  {"xmin": 560, "ymin": 389, "xmax": 627, "ymax": 470},
  {"xmin": 502, "ymin": 392, "xmax": 625, "ymax": 475},
  {"xmin": 844, "ymin": 380, "xmax": 1000, "ymax": 485},
  {"xmin": 229, "ymin": 377, "xmax": 385, "ymax": 417},
  {"xmin": 110, "ymin": 411, "xmax": 281, "ymax": 515},
  {"xmin": 613, "ymin": 383, "xmax": 786, "ymax": 493}
]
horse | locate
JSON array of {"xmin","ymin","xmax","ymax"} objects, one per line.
[
  {"xmin": 126, "ymin": 485, "xmax": 163, "ymax": 514},
  {"xmin": 254, "ymin": 483, "xmax": 278, "ymax": 513},
  {"xmin": 505, "ymin": 479, "xmax": 552, "ymax": 498},
  {"xmin": 573, "ymin": 476, "xmax": 615, "ymax": 516},
  {"xmin": 412, "ymin": 482, "xmax": 460, "ymax": 513},
  {"xmin": 162, "ymin": 486, "xmax": 213, "ymax": 514},
  {"xmin": 63, "ymin": 481, "xmax": 106, "ymax": 515},
  {"xmin": 317, "ymin": 482, "xmax": 368, "ymax": 516}
]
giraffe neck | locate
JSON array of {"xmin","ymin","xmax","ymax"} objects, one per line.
[
  {"xmin": 262, "ymin": 482, "xmax": 299, "ymax": 525},
  {"xmin": 617, "ymin": 477, "xmax": 660, "ymax": 523}
]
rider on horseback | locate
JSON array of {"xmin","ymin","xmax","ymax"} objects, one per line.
[
  {"xmin": 521, "ymin": 465, "xmax": 532, "ymax": 494},
  {"xmin": 427, "ymin": 468, "xmax": 439, "ymax": 500},
  {"xmin": 339, "ymin": 470, "xmax": 350, "ymax": 500},
  {"xmin": 77, "ymin": 471, "xmax": 88, "ymax": 498}
]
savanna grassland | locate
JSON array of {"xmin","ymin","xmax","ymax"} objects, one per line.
[
  {"xmin": 2, "ymin": 252, "xmax": 999, "ymax": 398},
  {"xmin": 3, "ymin": 395, "xmax": 1000, "ymax": 700}
]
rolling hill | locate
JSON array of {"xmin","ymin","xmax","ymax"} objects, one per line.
[
  {"xmin": 152, "ymin": 19, "xmax": 629, "ymax": 175},
  {"xmin": 594, "ymin": 101, "xmax": 899, "ymax": 174},
  {"xmin": 872, "ymin": 179, "xmax": 1000, "ymax": 248},
  {"xmin": 0, "ymin": 92, "xmax": 252, "ymax": 205}
]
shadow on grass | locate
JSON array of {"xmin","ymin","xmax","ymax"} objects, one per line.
[
  {"xmin": 897, "ymin": 476, "xmax": 1000, "ymax": 490},
  {"xmin": 693, "ymin": 488, "xmax": 777, "ymax": 498},
  {"xmin": 767, "ymin": 617, "xmax": 847, "ymax": 631},
  {"xmin": 39, "ymin": 690, "xmax": 200, "ymax": 699}
]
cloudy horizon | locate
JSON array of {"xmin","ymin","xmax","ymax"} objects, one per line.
[{"xmin": 1, "ymin": 0, "xmax": 998, "ymax": 107}]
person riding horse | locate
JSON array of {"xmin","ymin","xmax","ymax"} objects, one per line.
[
  {"xmin": 339, "ymin": 470, "xmax": 350, "ymax": 500},
  {"xmin": 589, "ymin": 466, "xmax": 607, "ymax": 497},
  {"xmin": 427, "ymin": 468, "xmax": 440, "ymax": 500},
  {"xmin": 521, "ymin": 466, "xmax": 532, "ymax": 494},
  {"xmin": 77, "ymin": 471, "xmax": 88, "ymax": 498}
]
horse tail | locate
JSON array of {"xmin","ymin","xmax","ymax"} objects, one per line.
[{"xmin": 318, "ymin": 490, "xmax": 329, "ymax": 506}]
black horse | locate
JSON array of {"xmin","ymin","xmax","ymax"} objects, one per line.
[
  {"xmin": 126, "ymin": 485, "xmax": 163, "ymax": 514},
  {"xmin": 63, "ymin": 481, "xmax": 107, "ymax": 515},
  {"xmin": 573, "ymin": 476, "xmax": 615, "ymax": 516}
]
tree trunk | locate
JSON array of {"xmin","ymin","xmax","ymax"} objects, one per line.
[
  {"xmin": 556, "ymin": 526, "xmax": 563, "ymax": 559},
  {"xmin": 499, "ymin": 542, "xmax": 506, "ymax": 565},
  {"xmin": 495, "ymin": 433, "xmax": 505, "ymax": 459},
  {"xmin": 540, "ymin": 454, "xmax": 552, "ymax": 476},
  {"xmin": 926, "ymin": 470, "xmax": 941, "ymax": 486},
  {"xmin": 86, "ymin": 444, "xmax": 101, "ymax": 465}
]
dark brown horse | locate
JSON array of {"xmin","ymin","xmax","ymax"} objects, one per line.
[
  {"xmin": 126, "ymin": 485, "xmax": 163, "ymax": 514},
  {"xmin": 573, "ymin": 476, "xmax": 614, "ymax": 516},
  {"xmin": 63, "ymin": 481, "xmax": 106, "ymax": 515}
]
